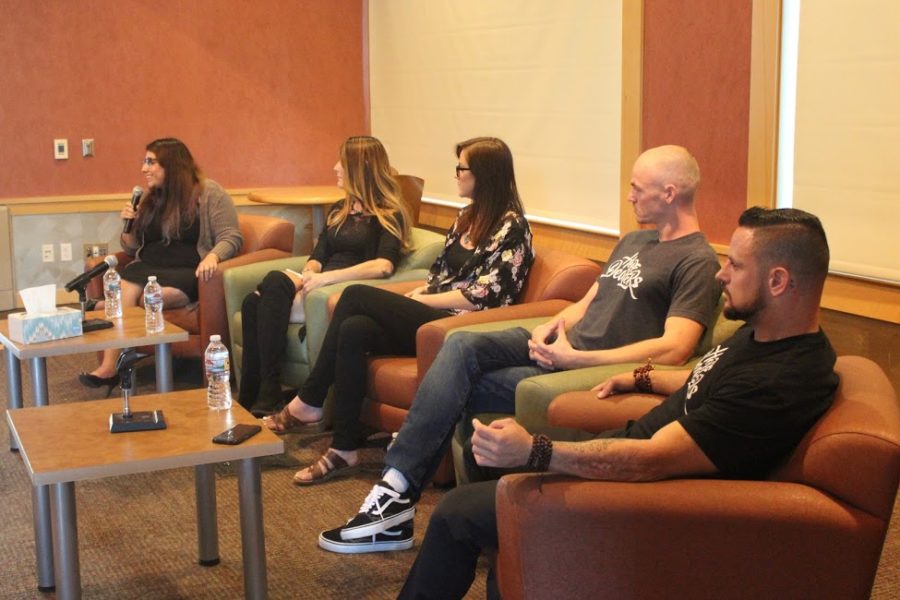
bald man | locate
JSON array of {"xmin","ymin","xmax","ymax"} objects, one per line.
[{"xmin": 318, "ymin": 145, "xmax": 722, "ymax": 554}]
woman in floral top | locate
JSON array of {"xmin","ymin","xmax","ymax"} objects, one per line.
[{"xmin": 265, "ymin": 137, "xmax": 535, "ymax": 485}]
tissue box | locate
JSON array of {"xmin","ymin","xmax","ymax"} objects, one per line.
[{"xmin": 7, "ymin": 307, "xmax": 83, "ymax": 344}]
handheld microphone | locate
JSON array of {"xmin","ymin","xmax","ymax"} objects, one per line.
[
  {"xmin": 122, "ymin": 186, "xmax": 144, "ymax": 234},
  {"xmin": 65, "ymin": 254, "xmax": 118, "ymax": 292}
]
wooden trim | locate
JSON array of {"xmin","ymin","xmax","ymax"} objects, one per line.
[
  {"xmin": 822, "ymin": 275, "xmax": 900, "ymax": 324},
  {"xmin": 747, "ymin": 0, "xmax": 782, "ymax": 208},
  {"xmin": 0, "ymin": 190, "xmax": 257, "ymax": 216},
  {"xmin": 619, "ymin": 0, "xmax": 643, "ymax": 235}
]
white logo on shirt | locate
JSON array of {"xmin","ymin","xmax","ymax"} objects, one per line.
[
  {"xmin": 601, "ymin": 252, "xmax": 643, "ymax": 299},
  {"xmin": 685, "ymin": 344, "xmax": 729, "ymax": 405}
]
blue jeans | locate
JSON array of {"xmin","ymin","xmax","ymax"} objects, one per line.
[{"xmin": 385, "ymin": 327, "xmax": 547, "ymax": 501}]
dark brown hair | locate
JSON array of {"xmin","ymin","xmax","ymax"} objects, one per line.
[
  {"xmin": 455, "ymin": 137, "xmax": 525, "ymax": 246},
  {"xmin": 134, "ymin": 138, "xmax": 202, "ymax": 242}
]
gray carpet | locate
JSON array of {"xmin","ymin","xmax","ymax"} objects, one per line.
[{"xmin": 1, "ymin": 352, "xmax": 897, "ymax": 599}]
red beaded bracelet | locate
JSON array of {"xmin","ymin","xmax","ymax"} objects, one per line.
[
  {"xmin": 633, "ymin": 359, "xmax": 654, "ymax": 393},
  {"xmin": 528, "ymin": 434, "xmax": 553, "ymax": 472}
]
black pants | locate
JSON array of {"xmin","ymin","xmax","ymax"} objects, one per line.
[
  {"xmin": 238, "ymin": 271, "xmax": 295, "ymax": 412},
  {"xmin": 398, "ymin": 481, "xmax": 500, "ymax": 600},
  {"xmin": 300, "ymin": 284, "xmax": 450, "ymax": 450}
]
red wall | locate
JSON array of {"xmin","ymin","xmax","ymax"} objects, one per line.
[
  {"xmin": 0, "ymin": 0, "xmax": 367, "ymax": 197},
  {"xmin": 642, "ymin": 0, "xmax": 752, "ymax": 245}
]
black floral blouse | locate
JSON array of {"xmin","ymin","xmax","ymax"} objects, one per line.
[{"xmin": 426, "ymin": 208, "xmax": 535, "ymax": 314}]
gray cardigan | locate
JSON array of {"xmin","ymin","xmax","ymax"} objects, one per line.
[{"xmin": 122, "ymin": 179, "xmax": 243, "ymax": 261}]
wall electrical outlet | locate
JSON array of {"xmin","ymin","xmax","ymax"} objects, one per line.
[
  {"xmin": 42, "ymin": 244, "xmax": 55, "ymax": 262},
  {"xmin": 60, "ymin": 242, "xmax": 73, "ymax": 261},
  {"xmin": 54, "ymin": 139, "xmax": 68, "ymax": 160},
  {"xmin": 83, "ymin": 242, "xmax": 108, "ymax": 258}
]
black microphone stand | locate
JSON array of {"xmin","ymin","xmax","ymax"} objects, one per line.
[
  {"xmin": 74, "ymin": 284, "xmax": 114, "ymax": 333},
  {"xmin": 109, "ymin": 348, "xmax": 167, "ymax": 433}
]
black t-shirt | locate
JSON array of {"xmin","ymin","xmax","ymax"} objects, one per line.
[{"xmin": 602, "ymin": 325, "xmax": 839, "ymax": 479}]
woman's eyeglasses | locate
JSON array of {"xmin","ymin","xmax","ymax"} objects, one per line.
[
  {"xmin": 455, "ymin": 165, "xmax": 471, "ymax": 177},
  {"xmin": 142, "ymin": 158, "xmax": 158, "ymax": 167}
]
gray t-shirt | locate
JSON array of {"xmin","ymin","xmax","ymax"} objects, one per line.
[{"xmin": 568, "ymin": 230, "xmax": 720, "ymax": 351}]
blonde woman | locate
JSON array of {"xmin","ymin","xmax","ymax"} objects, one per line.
[{"xmin": 239, "ymin": 136, "xmax": 409, "ymax": 416}]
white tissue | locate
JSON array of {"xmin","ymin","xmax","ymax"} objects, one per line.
[{"xmin": 19, "ymin": 284, "xmax": 58, "ymax": 315}]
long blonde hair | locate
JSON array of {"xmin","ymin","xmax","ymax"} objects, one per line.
[{"xmin": 327, "ymin": 136, "xmax": 410, "ymax": 249}]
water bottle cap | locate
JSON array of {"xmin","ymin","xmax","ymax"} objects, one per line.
[
  {"xmin": 148, "ymin": 276, "xmax": 157, "ymax": 282},
  {"xmin": 210, "ymin": 334, "xmax": 221, "ymax": 342}
]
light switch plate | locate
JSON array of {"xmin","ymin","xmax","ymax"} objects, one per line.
[
  {"xmin": 54, "ymin": 139, "xmax": 68, "ymax": 160},
  {"xmin": 82, "ymin": 139, "xmax": 94, "ymax": 157}
]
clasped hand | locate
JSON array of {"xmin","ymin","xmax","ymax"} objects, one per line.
[{"xmin": 528, "ymin": 318, "xmax": 580, "ymax": 370}]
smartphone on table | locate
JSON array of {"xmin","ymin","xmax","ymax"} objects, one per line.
[{"xmin": 212, "ymin": 424, "xmax": 262, "ymax": 445}]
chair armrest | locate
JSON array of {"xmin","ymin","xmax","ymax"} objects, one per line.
[
  {"xmin": 547, "ymin": 390, "xmax": 664, "ymax": 434},
  {"xmin": 516, "ymin": 361, "xmax": 697, "ymax": 438},
  {"xmin": 415, "ymin": 299, "xmax": 572, "ymax": 385},
  {"xmin": 496, "ymin": 474, "xmax": 883, "ymax": 600}
]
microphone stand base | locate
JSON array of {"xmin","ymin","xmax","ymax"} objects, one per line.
[
  {"xmin": 83, "ymin": 318, "xmax": 114, "ymax": 333},
  {"xmin": 109, "ymin": 410, "xmax": 167, "ymax": 433}
]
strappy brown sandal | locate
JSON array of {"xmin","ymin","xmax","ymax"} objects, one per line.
[
  {"xmin": 263, "ymin": 405, "xmax": 324, "ymax": 434},
  {"xmin": 293, "ymin": 449, "xmax": 358, "ymax": 486}
]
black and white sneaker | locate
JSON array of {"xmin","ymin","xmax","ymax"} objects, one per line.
[
  {"xmin": 319, "ymin": 521, "xmax": 414, "ymax": 554},
  {"xmin": 339, "ymin": 480, "xmax": 415, "ymax": 540}
]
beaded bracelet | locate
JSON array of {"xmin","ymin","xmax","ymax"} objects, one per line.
[
  {"xmin": 633, "ymin": 358, "xmax": 654, "ymax": 393},
  {"xmin": 528, "ymin": 434, "xmax": 553, "ymax": 472}
]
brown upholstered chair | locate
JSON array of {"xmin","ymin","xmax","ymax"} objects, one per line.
[
  {"xmin": 495, "ymin": 356, "xmax": 900, "ymax": 600},
  {"xmin": 395, "ymin": 174, "xmax": 424, "ymax": 226},
  {"xmin": 86, "ymin": 213, "xmax": 295, "ymax": 359},
  {"xmin": 326, "ymin": 248, "xmax": 603, "ymax": 483}
]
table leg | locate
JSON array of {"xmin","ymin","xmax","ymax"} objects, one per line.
[
  {"xmin": 5, "ymin": 348, "xmax": 22, "ymax": 450},
  {"xmin": 194, "ymin": 464, "xmax": 220, "ymax": 566},
  {"xmin": 32, "ymin": 485, "xmax": 55, "ymax": 591},
  {"xmin": 237, "ymin": 457, "xmax": 267, "ymax": 600},
  {"xmin": 29, "ymin": 357, "xmax": 49, "ymax": 406},
  {"xmin": 155, "ymin": 342, "xmax": 174, "ymax": 392},
  {"xmin": 50, "ymin": 481, "xmax": 81, "ymax": 600}
]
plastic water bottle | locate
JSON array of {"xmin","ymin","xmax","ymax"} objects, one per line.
[
  {"xmin": 205, "ymin": 335, "xmax": 232, "ymax": 410},
  {"xmin": 143, "ymin": 276, "xmax": 164, "ymax": 334},
  {"xmin": 103, "ymin": 267, "xmax": 123, "ymax": 319}
]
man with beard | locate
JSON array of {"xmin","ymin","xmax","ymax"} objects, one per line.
[{"xmin": 398, "ymin": 207, "xmax": 839, "ymax": 599}]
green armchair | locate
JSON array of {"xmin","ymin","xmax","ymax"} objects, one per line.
[
  {"xmin": 451, "ymin": 296, "xmax": 743, "ymax": 483},
  {"xmin": 223, "ymin": 226, "xmax": 445, "ymax": 395}
]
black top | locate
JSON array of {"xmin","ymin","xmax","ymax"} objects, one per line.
[
  {"xmin": 601, "ymin": 325, "xmax": 839, "ymax": 479},
  {"xmin": 121, "ymin": 213, "xmax": 203, "ymax": 300},
  {"xmin": 310, "ymin": 201, "xmax": 404, "ymax": 272}
]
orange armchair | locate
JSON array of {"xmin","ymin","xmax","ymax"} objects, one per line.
[
  {"xmin": 86, "ymin": 213, "xmax": 294, "ymax": 359},
  {"xmin": 495, "ymin": 356, "xmax": 900, "ymax": 600},
  {"xmin": 327, "ymin": 248, "xmax": 603, "ymax": 483}
]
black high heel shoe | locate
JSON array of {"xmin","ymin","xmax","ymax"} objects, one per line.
[{"xmin": 78, "ymin": 373, "xmax": 118, "ymax": 398}]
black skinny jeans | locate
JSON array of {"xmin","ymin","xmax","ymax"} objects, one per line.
[
  {"xmin": 238, "ymin": 271, "xmax": 296, "ymax": 412},
  {"xmin": 300, "ymin": 284, "xmax": 450, "ymax": 450}
]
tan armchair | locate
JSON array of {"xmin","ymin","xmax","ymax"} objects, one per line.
[
  {"xmin": 86, "ymin": 213, "xmax": 295, "ymax": 359},
  {"xmin": 495, "ymin": 356, "xmax": 900, "ymax": 600}
]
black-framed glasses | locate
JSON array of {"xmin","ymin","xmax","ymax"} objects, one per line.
[
  {"xmin": 142, "ymin": 157, "xmax": 158, "ymax": 167},
  {"xmin": 455, "ymin": 165, "xmax": 471, "ymax": 177}
]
